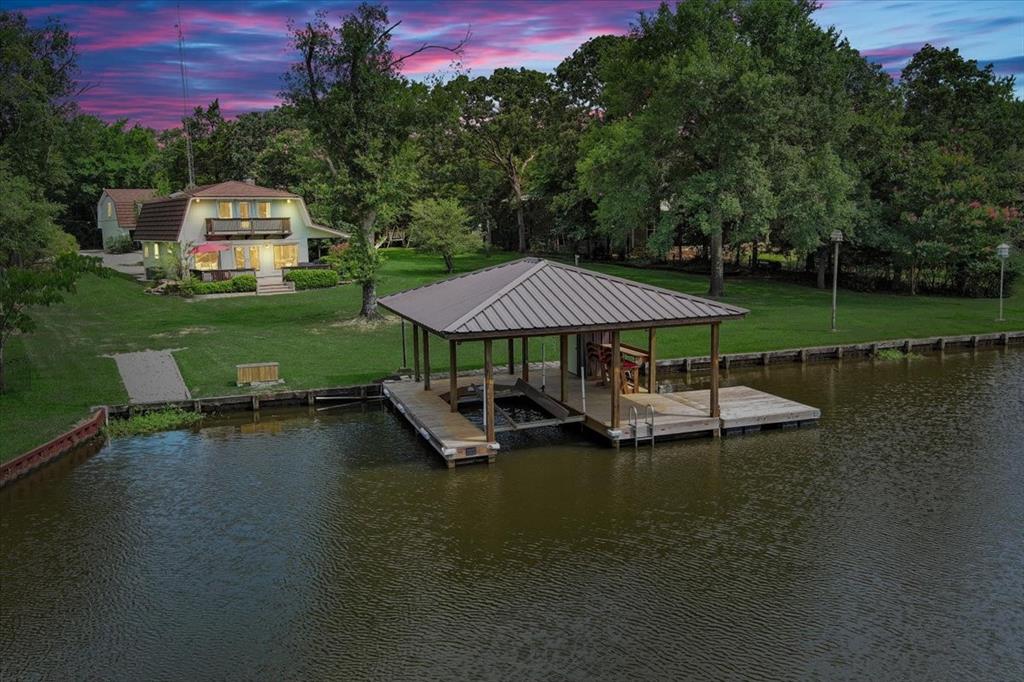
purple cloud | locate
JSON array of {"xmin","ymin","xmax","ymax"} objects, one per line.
[{"xmin": 7, "ymin": 0, "xmax": 1022, "ymax": 129}]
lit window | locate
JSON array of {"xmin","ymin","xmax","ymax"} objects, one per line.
[
  {"xmin": 233, "ymin": 246, "xmax": 246, "ymax": 268},
  {"xmin": 106, "ymin": 201, "xmax": 113, "ymax": 218},
  {"xmin": 273, "ymin": 244, "xmax": 298, "ymax": 269},
  {"xmin": 257, "ymin": 202, "xmax": 271, "ymax": 218},
  {"xmin": 238, "ymin": 202, "xmax": 251, "ymax": 219},
  {"xmin": 143, "ymin": 243, "xmax": 150, "ymax": 257},
  {"xmin": 194, "ymin": 251, "xmax": 220, "ymax": 271},
  {"xmin": 154, "ymin": 243, "xmax": 160, "ymax": 258},
  {"xmin": 218, "ymin": 202, "xmax": 233, "ymax": 218},
  {"xmin": 249, "ymin": 246, "xmax": 260, "ymax": 269}
]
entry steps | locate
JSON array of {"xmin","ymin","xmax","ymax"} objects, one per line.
[{"xmin": 256, "ymin": 277, "xmax": 296, "ymax": 296}]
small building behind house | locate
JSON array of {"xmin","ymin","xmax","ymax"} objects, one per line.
[
  {"xmin": 133, "ymin": 180, "xmax": 346, "ymax": 282},
  {"xmin": 97, "ymin": 188, "xmax": 156, "ymax": 248}
]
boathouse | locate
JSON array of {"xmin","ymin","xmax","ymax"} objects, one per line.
[{"xmin": 379, "ymin": 258, "xmax": 819, "ymax": 467}]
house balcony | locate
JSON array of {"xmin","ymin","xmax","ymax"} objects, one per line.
[{"xmin": 205, "ymin": 217, "xmax": 291, "ymax": 239}]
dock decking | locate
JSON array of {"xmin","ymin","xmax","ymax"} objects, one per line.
[{"xmin": 385, "ymin": 370, "xmax": 820, "ymax": 466}]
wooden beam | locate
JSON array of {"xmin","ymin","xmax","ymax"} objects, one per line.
[
  {"xmin": 710, "ymin": 322, "xmax": 720, "ymax": 418},
  {"xmin": 647, "ymin": 327, "xmax": 657, "ymax": 394},
  {"xmin": 483, "ymin": 339, "xmax": 495, "ymax": 442},
  {"xmin": 610, "ymin": 330, "xmax": 621, "ymax": 429},
  {"xmin": 412, "ymin": 324, "xmax": 420, "ymax": 382},
  {"xmin": 507, "ymin": 338, "xmax": 515, "ymax": 375},
  {"xmin": 449, "ymin": 341, "xmax": 458, "ymax": 412},
  {"xmin": 559, "ymin": 334, "xmax": 569, "ymax": 403},
  {"xmin": 521, "ymin": 336, "xmax": 529, "ymax": 382},
  {"xmin": 423, "ymin": 331, "xmax": 431, "ymax": 390}
]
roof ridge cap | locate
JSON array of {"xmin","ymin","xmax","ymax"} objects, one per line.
[
  {"xmin": 550, "ymin": 260, "xmax": 746, "ymax": 313},
  {"xmin": 444, "ymin": 259, "xmax": 549, "ymax": 332},
  {"xmin": 379, "ymin": 257, "xmax": 537, "ymax": 302}
]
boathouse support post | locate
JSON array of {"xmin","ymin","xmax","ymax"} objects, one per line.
[
  {"xmin": 610, "ymin": 330, "xmax": 621, "ymax": 430},
  {"xmin": 449, "ymin": 341, "xmax": 458, "ymax": 412},
  {"xmin": 648, "ymin": 327, "xmax": 657, "ymax": 393},
  {"xmin": 559, "ymin": 334, "xmax": 569, "ymax": 403},
  {"xmin": 483, "ymin": 339, "xmax": 495, "ymax": 443},
  {"xmin": 423, "ymin": 332, "xmax": 431, "ymax": 390},
  {"xmin": 413, "ymin": 324, "xmax": 421, "ymax": 382},
  {"xmin": 507, "ymin": 338, "xmax": 515, "ymax": 375},
  {"xmin": 521, "ymin": 336, "xmax": 529, "ymax": 382},
  {"xmin": 710, "ymin": 322, "xmax": 720, "ymax": 419}
]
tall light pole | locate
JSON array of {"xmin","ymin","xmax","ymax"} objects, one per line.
[
  {"xmin": 996, "ymin": 242, "xmax": 1010, "ymax": 322},
  {"xmin": 830, "ymin": 230, "xmax": 843, "ymax": 332}
]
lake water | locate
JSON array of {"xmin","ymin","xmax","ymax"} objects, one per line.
[{"xmin": 2, "ymin": 349, "xmax": 1023, "ymax": 679}]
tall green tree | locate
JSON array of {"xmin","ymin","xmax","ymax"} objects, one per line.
[
  {"xmin": 283, "ymin": 3, "xmax": 464, "ymax": 317},
  {"xmin": 57, "ymin": 115, "xmax": 161, "ymax": 245},
  {"xmin": 450, "ymin": 68, "xmax": 555, "ymax": 253}
]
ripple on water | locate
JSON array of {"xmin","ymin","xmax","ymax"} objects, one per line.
[{"xmin": 2, "ymin": 351, "xmax": 1023, "ymax": 680}]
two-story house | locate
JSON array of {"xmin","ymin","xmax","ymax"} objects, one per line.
[
  {"xmin": 133, "ymin": 180, "xmax": 346, "ymax": 281},
  {"xmin": 97, "ymin": 188, "xmax": 157, "ymax": 247}
]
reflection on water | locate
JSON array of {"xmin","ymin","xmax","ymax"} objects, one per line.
[{"xmin": 2, "ymin": 349, "xmax": 1023, "ymax": 679}]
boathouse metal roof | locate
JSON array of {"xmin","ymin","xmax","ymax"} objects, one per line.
[{"xmin": 379, "ymin": 258, "xmax": 748, "ymax": 339}]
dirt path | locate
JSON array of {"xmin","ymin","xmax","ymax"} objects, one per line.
[{"xmin": 111, "ymin": 350, "xmax": 191, "ymax": 403}]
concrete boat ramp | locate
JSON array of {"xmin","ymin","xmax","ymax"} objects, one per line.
[{"xmin": 385, "ymin": 373, "xmax": 819, "ymax": 468}]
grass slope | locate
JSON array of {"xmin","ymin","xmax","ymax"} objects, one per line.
[{"xmin": 2, "ymin": 249, "xmax": 1020, "ymax": 461}]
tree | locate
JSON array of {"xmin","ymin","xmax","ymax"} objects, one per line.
[
  {"xmin": 451, "ymin": 68, "xmax": 554, "ymax": 253},
  {"xmin": 0, "ymin": 166, "xmax": 103, "ymax": 391},
  {"xmin": 283, "ymin": 3, "xmax": 464, "ymax": 318},
  {"xmin": 407, "ymin": 198, "xmax": 481, "ymax": 272},
  {"xmin": 579, "ymin": 0, "xmax": 864, "ymax": 296},
  {"xmin": 0, "ymin": 11, "xmax": 79, "ymax": 189},
  {"xmin": 56, "ymin": 115, "xmax": 161, "ymax": 245},
  {"xmin": 580, "ymin": 1, "xmax": 783, "ymax": 296}
]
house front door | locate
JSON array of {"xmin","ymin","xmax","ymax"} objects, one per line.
[{"xmin": 256, "ymin": 245, "xmax": 274, "ymax": 276}]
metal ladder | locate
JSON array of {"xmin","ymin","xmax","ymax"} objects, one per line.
[{"xmin": 628, "ymin": 404, "xmax": 656, "ymax": 449}]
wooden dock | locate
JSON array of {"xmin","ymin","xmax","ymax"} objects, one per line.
[
  {"xmin": 383, "ymin": 377, "xmax": 499, "ymax": 468},
  {"xmin": 385, "ymin": 371, "xmax": 819, "ymax": 466}
]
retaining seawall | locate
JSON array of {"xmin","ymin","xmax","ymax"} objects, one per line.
[{"xmin": 1, "ymin": 408, "xmax": 108, "ymax": 487}]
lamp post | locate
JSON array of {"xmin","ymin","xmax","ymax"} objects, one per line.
[
  {"xmin": 996, "ymin": 242, "xmax": 1010, "ymax": 322},
  {"xmin": 830, "ymin": 230, "xmax": 843, "ymax": 332}
]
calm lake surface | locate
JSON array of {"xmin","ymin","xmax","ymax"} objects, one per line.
[{"xmin": 2, "ymin": 349, "xmax": 1023, "ymax": 680}]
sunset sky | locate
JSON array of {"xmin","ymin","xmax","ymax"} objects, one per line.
[{"xmin": 11, "ymin": 0, "xmax": 1024, "ymax": 130}]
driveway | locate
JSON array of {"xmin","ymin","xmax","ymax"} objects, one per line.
[{"xmin": 81, "ymin": 249, "xmax": 146, "ymax": 281}]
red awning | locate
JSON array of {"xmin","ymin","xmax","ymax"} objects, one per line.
[{"xmin": 189, "ymin": 243, "xmax": 230, "ymax": 254}]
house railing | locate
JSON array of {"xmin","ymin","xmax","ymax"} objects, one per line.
[{"xmin": 206, "ymin": 217, "xmax": 291, "ymax": 238}]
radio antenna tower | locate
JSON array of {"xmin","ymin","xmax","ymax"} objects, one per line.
[{"xmin": 176, "ymin": 3, "xmax": 196, "ymax": 188}]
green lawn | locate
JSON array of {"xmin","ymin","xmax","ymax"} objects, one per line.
[{"xmin": 2, "ymin": 249, "xmax": 1020, "ymax": 462}]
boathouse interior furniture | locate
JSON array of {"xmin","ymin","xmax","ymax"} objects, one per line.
[{"xmin": 588, "ymin": 342, "xmax": 641, "ymax": 393}]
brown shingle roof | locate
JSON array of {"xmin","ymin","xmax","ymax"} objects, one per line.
[
  {"xmin": 134, "ymin": 197, "xmax": 190, "ymax": 242},
  {"xmin": 181, "ymin": 180, "xmax": 298, "ymax": 198},
  {"xmin": 135, "ymin": 181, "xmax": 305, "ymax": 241},
  {"xmin": 103, "ymin": 188, "xmax": 157, "ymax": 228},
  {"xmin": 379, "ymin": 258, "xmax": 748, "ymax": 339}
]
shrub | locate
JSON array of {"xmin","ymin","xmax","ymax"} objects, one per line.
[
  {"xmin": 182, "ymin": 274, "xmax": 258, "ymax": 296},
  {"xmin": 105, "ymin": 409, "xmax": 203, "ymax": 438},
  {"xmin": 284, "ymin": 268, "xmax": 339, "ymax": 289},
  {"xmin": 105, "ymin": 234, "xmax": 136, "ymax": 254}
]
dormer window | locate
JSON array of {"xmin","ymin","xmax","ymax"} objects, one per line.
[
  {"xmin": 257, "ymin": 201, "xmax": 271, "ymax": 218},
  {"xmin": 218, "ymin": 201, "xmax": 233, "ymax": 219}
]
